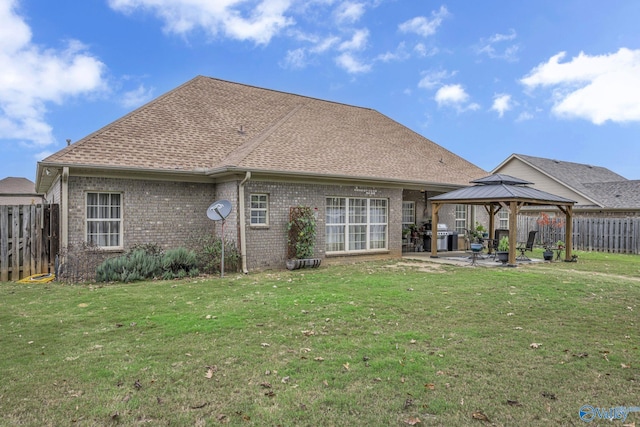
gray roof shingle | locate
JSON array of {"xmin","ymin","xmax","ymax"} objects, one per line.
[{"xmin": 512, "ymin": 154, "xmax": 640, "ymax": 209}]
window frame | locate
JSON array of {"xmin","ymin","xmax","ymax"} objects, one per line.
[
  {"xmin": 498, "ymin": 210, "xmax": 509, "ymax": 229},
  {"xmin": 249, "ymin": 193, "xmax": 269, "ymax": 227},
  {"xmin": 402, "ymin": 201, "xmax": 415, "ymax": 229},
  {"xmin": 86, "ymin": 192, "xmax": 123, "ymax": 249},
  {"xmin": 326, "ymin": 197, "xmax": 388, "ymax": 254},
  {"xmin": 454, "ymin": 204, "xmax": 467, "ymax": 234}
]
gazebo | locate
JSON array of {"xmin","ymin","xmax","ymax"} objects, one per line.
[{"xmin": 428, "ymin": 174, "xmax": 576, "ymax": 266}]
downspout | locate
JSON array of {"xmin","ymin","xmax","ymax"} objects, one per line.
[
  {"xmin": 238, "ymin": 171, "xmax": 251, "ymax": 274},
  {"xmin": 61, "ymin": 167, "xmax": 69, "ymax": 250}
]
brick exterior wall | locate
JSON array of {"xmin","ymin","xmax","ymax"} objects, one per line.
[
  {"xmin": 243, "ymin": 180, "xmax": 403, "ymax": 271},
  {"xmin": 65, "ymin": 176, "xmax": 406, "ymax": 272},
  {"xmin": 67, "ymin": 176, "xmax": 216, "ymax": 250}
]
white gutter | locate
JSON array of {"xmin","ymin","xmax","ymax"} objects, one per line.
[{"xmin": 238, "ymin": 171, "xmax": 251, "ymax": 274}]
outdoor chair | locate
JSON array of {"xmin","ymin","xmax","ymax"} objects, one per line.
[{"xmin": 516, "ymin": 231, "xmax": 537, "ymax": 261}]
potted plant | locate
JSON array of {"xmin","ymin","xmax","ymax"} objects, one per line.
[
  {"xmin": 543, "ymin": 242, "xmax": 554, "ymax": 261},
  {"xmin": 286, "ymin": 206, "xmax": 320, "ymax": 270},
  {"xmin": 496, "ymin": 236, "xmax": 509, "ymax": 264}
]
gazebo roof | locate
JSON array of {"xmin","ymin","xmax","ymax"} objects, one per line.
[{"xmin": 429, "ymin": 173, "xmax": 575, "ymax": 206}]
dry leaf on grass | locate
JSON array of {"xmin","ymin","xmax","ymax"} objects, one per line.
[
  {"xmin": 302, "ymin": 330, "xmax": 315, "ymax": 336},
  {"xmin": 314, "ymin": 357, "xmax": 324, "ymax": 362},
  {"xmin": 205, "ymin": 365, "xmax": 217, "ymax": 379},
  {"xmin": 343, "ymin": 362, "xmax": 350, "ymax": 371},
  {"xmin": 471, "ymin": 410, "xmax": 490, "ymax": 422},
  {"xmin": 403, "ymin": 416, "xmax": 421, "ymax": 425},
  {"xmin": 424, "ymin": 383, "xmax": 435, "ymax": 390},
  {"xmin": 506, "ymin": 399, "xmax": 522, "ymax": 406},
  {"xmin": 529, "ymin": 343, "xmax": 542, "ymax": 349},
  {"xmin": 541, "ymin": 391, "xmax": 556, "ymax": 400},
  {"xmin": 621, "ymin": 363, "xmax": 631, "ymax": 368}
]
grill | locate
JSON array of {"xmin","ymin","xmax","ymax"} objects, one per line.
[{"xmin": 424, "ymin": 224, "xmax": 457, "ymax": 251}]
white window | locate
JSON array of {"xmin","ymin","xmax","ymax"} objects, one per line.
[
  {"xmin": 326, "ymin": 197, "xmax": 388, "ymax": 253},
  {"xmin": 455, "ymin": 205, "xmax": 467, "ymax": 234},
  {"xmin": 402, "ymin": 201, "xmax": 415, "ymax": 228},
  {"xmin": 498, "ymin": 210, "xmax": 509, "ymax": 229},
  {"xmin": 250, "ymin": 194, "xmax": 268, "ymax": 225},
  {"xmin": 86, "ymin": 192, "xmax": 122, "ymax": 248}
]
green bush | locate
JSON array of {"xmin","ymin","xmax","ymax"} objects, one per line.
[
  {"xmin": 96, "ymin": 245, "xmax": 199, "ymax": 283},
  {"xmin": 189, "ymin": 234, "xmax": 240, "ymax": 274},
  {"xmin": 96, "ymin": 248, "xmax": 161, "ymax": 283}
]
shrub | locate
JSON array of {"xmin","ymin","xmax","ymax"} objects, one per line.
[
  {"xmin": 95, "ymin": 245, "xmax": 199, "ymax": 283},
  {"xmin": 161, "ymin": 248, "xmax": 198, "ymax": 278},
  {"xmin": 189, "ymin": 234, "xmax": 241, "ymax": 274},
  {"xmin": 96, "ymin": 248, "xmax": 161, "ymax": 283}
]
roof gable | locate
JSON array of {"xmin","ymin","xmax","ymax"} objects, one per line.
[
  {"xmin": 38, "ymin": 76, "xmax": 486, "ymax": 188},
  {"xmin": 492, "ymin": 153, "xmax": 636, "ymax": 209}
]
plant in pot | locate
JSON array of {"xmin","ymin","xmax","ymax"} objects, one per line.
[
  {"xmin": 496, "ymin": 236, "xmax": 509, "ymax": 264},
  {"xmin": 542, "ymin": 242, "xmax": 554, "ymax": 261},
  {"xmin": 468, "ymin": 222, "xmax": 487, "ymax": 252},
  {"xmin": 286, "ymin": 206, "xmax": 320, "ymax": 270}
]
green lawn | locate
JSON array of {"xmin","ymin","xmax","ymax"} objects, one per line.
[{"xmin": 1, "ymin": 251, "xmax": 639, "ymax": 426}]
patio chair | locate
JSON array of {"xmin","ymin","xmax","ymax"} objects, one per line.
[{"xmin": 516, "ymin": 231, "xmax": 537, "ymax": 261}]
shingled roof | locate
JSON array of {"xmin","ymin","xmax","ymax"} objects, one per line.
[
  {"xmin": 38, "ymin": 76, "xmax": 485, "ymax": 189},
  {"xmin": 497, "ymin": 154, "xmax": 640, "ymax": 209},
  {"xmin": 0, "ymin": 177, "xmax": 43, "ymax": 205}
]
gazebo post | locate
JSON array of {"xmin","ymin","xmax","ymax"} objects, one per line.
[
  {"xmin": 508, "ymin": 201, "xmax": 518, "ymax": 266},
  {"xmin": 430, "ymin": 203, "xmax": 441, "ymax": 258},
  {"xmin": 563, "ymin": 205, "xmax": 573, "ymax": 261},
  {"xmin": 487, "ymin": 204, "xmax": 495, "ymax": 254}
]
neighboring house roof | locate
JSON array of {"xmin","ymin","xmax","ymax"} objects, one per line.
[
  {"xmin": 581, "ymin": 180, "xmax": 640, "ymax": 209},
  {"xmin": 0, "ymin": 177, "xmax": 43, "ymax": 205},
  {"xmin": 37, "ymin": 76, "xmax": 486, "ymax": 191},
  {"xmin": 492, "ymin": 153, "xmax": 640, "ymax": 209}
]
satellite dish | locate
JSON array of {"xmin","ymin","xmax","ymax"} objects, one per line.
[
  {"xmin": 207, "ymin": 200, "xmax": 232, "ymax": 221},
  {"xmin": 206, "ymin": 200, "xmax": 233, "ymax": 278}
]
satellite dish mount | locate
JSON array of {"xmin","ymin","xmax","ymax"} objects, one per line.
[{"xmin": 207, "ymin": 200, "xmax": 233, "ymax": 277}]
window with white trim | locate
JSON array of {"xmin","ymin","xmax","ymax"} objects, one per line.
[
  {"xmin": 402, "ymin": 201, "xmax": 415, "ymax": 228},
  {"xmin": 498, "ymin": 210, "xmax": 509, "ymax": 229},
  {"xmin": 326, "ymin": 197, "xmax": 388, "ymax": 253},
  {"xmin": 86, "ymin": 192, "xmax": 122, "ymax": 248},
  {"xmin": 250, "ymin": 194, "xmax": 269, "ymax": 226},
  {"xmin": 455, "ymin": 205, "xmax": 467, "ymax": 234}
]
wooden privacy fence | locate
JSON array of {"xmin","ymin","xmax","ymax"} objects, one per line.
[
  {"xmin": 517, "ymin": 216, "xmax": 640, "ymax": 254},
  {"xmin": 0, "ymin": 204, "xmax": 59, "ymax": 281}
]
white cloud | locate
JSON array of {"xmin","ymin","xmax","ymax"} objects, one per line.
[
  {"xmin": 108, "ymin": 0, "xmax": 295, "ymax": 45},
  {"xmin": 282, "ymin": 47, "xmax": 307, "ymax": 69},
  {"xmin": 521, "ymin": 48, "xmax": 640, "ymax": 124},
  {"xmin": 335, "ymin": 1, "xmax": 365, "ymax": 24},
  {"xmin": 398, "ymin": 6, "xmax": 449, "ymax": 37},
  {"xmin": 335, "ymin": 52, "xmax": 371, "ymax": 73},
  {"xmin": 0, "ymin": 0, "xmax": 105, "ymax": 147},
  {"xmin": 414, "ymin": 43, "xmax": 438, "ymax": 58},
  {"xmin": 516, "ymin": 111, "xmax": 534, "ymax": 122},
  {"xmin": 476, "ymin": 29, "xmax": 519, "ymax": 61},
  {"xmin": 338, "ymin": 28, "xmax": 369, "ymax": 51},
  {"xmin": 434, "ymin": 84, "xmax": 479, "ymax": 111},
  {"xmin": 418, "ymin": 69, "xmax": 455, "ymax": 90},
  {"xmin": 375, "ymin": 42, "xmax": 409, "ymax": 63},
  {"xmin": 491, "ymin": 93, "xmax": 512, "ymax": 117},
  {"xmin": 120, "ymin": 84, "xmax": 155, "ymax": 108}
]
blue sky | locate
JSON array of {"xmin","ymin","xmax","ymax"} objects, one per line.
[{"xmin": 2, "ymin": 0, "xmax": 640, "ymax": 183}]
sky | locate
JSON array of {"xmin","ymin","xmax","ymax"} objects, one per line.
[{"xmin": 2, "ymin": 0, "xmax": 640, "ymax": 184}]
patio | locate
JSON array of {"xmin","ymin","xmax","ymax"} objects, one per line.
[{"xmin": 402, "ymin": 250, "xmax": 545, "ymax": 267}]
